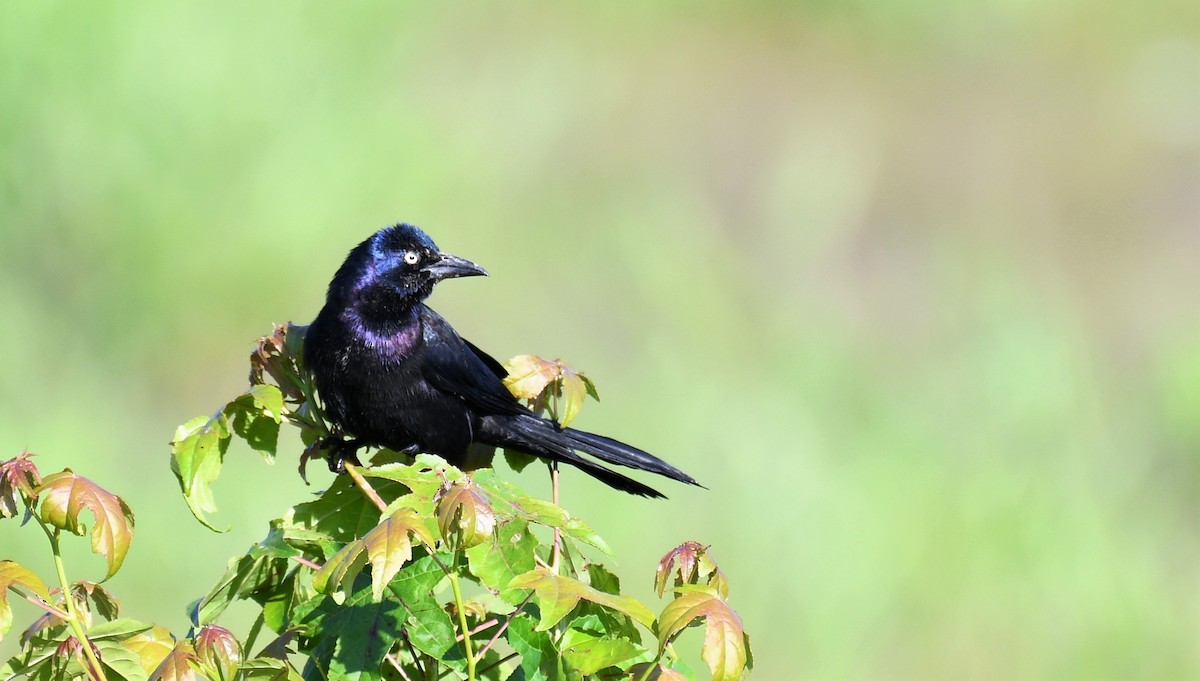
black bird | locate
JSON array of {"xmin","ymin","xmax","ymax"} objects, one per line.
[{"xmin": 304, "ymin": 223, "xmax": 699, "ymax": 497}]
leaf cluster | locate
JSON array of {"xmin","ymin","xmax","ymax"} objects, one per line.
[{"xmin": 4, "ymin": 324, "xmax": 753, "ymax": 681}]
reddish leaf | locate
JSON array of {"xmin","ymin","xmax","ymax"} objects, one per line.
[
  {"xmin": 195, "ymin": 624, "xmax": 241, "ymax": 681},
  {"xmin": 0, "ymin": 450, "xmax": 42, "ymax": 519},
  {"xmin": 71, "ymin": 581, "xmax": 121, "ymax": 621},
  {"xmin": 313, "ymin": 508, "xmax": 436, "ymax": 601},
  {"xmin": 626, "ymin": 663, "xmax": 688, "ymax": 680},
  {"xmin": 249, "ymin": 323, "xmax": 305, "ymax": 400},
  {"xmin": 149, "ymin": 640, "xmax": 201, "ymax": 681},
  {"xmin": 435, "ymin": 478, "xmax": 496, "ymax": 550},
  {"xmin": 509, "ymin": 568, "xmax": 655, "ymax": 631},
  {"xmin": 0, "ymin": 560, "xmax": 54, "ymax": 642},
  {"xmin": 35, "ymin": 470, "xmax": 135, "ymax": 580},
  {"xmin": 657, "ymin": 588, "xmax": 751, "ymax": 681},
  {"xmin": 655, "ymin": 541, "xmax": 727, "ymax": 598}
]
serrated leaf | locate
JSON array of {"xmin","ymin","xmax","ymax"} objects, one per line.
[
  {"xmin": 0, "ymin": 560, "xmax": 53, "ymax": 642},
  {"xmin": 509, "ymin": 568, "xmax": 655, "ymax": 631},
  {"xmin": 655, "ymin": 541, "xmax": 726, "ymax": 598},
  {"xmin": 148, "ymin": 641, "xmax": 200, "ymax": 681},
  {"xmin": 246, "ymin": 384, "xmax": 284, "ymax": 423},
  {"xmin": 85, "ymin": 618, "xmax": 153, "ymax": 641},
  {"xmin": 435, "ymin": 479, "xmax": 496, "ymax": 550},
  {"xmin": 0, "ymin": 451, "xmax": 41, "ymax": 519},
  {"xmin": 502, "ymin": 355, "xmax": 560, "ymax": 400},
  {"xmin": 558, "ymin": 373, "xmax": 587, "ymax": 428},
  {"xmin": 472, "ymin": 471, "xmax": 613, "ymax": 557},
  {"xmin": 505, "ymin": 613, "xmax": 559, "ymax": 681},
  {"xmin": 34, "ymin": 471, "xmax": 135, "ymax": 580},
  {"xmin": 93, "ymin": 639, "xmax": 149, "ymax": 681},
  {"xmin": 290, "ymin": 472, "xmax": 414, "ymax": 556},
  {"xmin": 170, "ymin": 413, "xmax": 232, "ymax": 532},
  {"xmin": 72, "ymin": 581, "xmax": 121, "ymax": 621},
  {"xmin": 466, "ymin": 520, "xmax": 538, "ymax": 605},
  {"xmin": 191, "ymin": 554, "xmax": 288, "ymax": 627},
  {"xmin": 385, "ymin": 556, "xmax": 459, "ymax": 670},
  {"xmin": 656, "ymin": 589, "xmax": 749, "ymax": 681},
  {"xmin": 313, "ymin": 508, "xmax": 434, "ymax": 601},
  {"xmin": 560, "ymin": 628, "xmax": 643, "ymax": 675},
  {"xmin": 124, "ymin": 627, "xmax": 177, "ymax": 677},
  {"xmin": 302, "ymin": 575, "xmax": 407, "ymax": 681},
  {"xmin": 239, "ymin": 657, "xmax": 303, "ymax": 681},
  {"xmin": 502, "ymin": 448, "xmax": 537, "ymax": 474}
]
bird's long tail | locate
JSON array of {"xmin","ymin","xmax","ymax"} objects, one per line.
[{"xmin": 478, "ymin": 414, "xmax": 701, "ymax": 498}]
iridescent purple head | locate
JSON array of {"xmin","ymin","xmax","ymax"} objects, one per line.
[{"xmin": 329, "ymin": 223, "xmax": 487, "ymax": 305}]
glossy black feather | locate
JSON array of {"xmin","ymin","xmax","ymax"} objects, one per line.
[{"xmin": 304, "ymin": 223, "xmax": 700, "ymax": 497}]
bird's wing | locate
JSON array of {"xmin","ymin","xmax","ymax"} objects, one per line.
[{"xmin": 418, "ymin": 306, "xmax": 527, "ymax": 416}]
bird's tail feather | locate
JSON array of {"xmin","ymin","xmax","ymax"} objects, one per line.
[
  {"xmin": 562, "ymin": 428, "xmax": 701, "ymax": 487},
  {"xmin": 478, "ymin": 415, "xmax": 700, "ymax": 497}
]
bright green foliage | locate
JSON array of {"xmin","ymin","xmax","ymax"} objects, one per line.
[{"xmin": 2, "ymin": 325, "xmax": 751, "ymax": 680}]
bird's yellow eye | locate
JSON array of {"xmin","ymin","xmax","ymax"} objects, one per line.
[{"xmin": 403, "ymin": 250, "xmax": 421, "ymax": 265}]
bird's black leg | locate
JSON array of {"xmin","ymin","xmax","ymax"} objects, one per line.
[{"xmin": 320, "ymin": 436, "xmax": 365, "ymax": 474}]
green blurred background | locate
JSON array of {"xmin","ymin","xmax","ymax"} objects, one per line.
[{"xmin": 2, "ymin": 2, "xmax": 1198, "ymax": 678}]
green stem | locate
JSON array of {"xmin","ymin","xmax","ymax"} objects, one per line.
[
  {"xmin": 447, "ymin": 572, "xmax": 476, "ymax": 681},
  {"xmin": 35, "ymin": 518, "xmax": 107, "ymax": 681}
]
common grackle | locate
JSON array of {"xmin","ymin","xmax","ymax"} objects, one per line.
[{"xmin": 304, "ymin": 223, "xmax": 699, "ymax": 497}]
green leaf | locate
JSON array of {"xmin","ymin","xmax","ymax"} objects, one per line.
[
  {"xmin": 558, "ymin": 373, "xmax": 587, "ymax": 428},
  {"xmin": 502, "ymin": 449, "xmax": 538, "ymax": 474},
  {"xmin": 85, "ymin": 618, "xmax": 153, "ymax": 640},
  {"xmin": 93, "ymin": 639, "xmax": 150, "ymax": 681},
  {"xmin": 191, "ymin": 554, "xmax": 288, "ymax": 627},
  {"xmin": 170, "ymin": 413, "xmax": 232, "ymax": 532},
  {"xmin": 385, "ymin": 555, "xmax": 460, "ymax": 671},
  {"xmin": 34, "ymin": 471, "xmax": 135, "ymax": 580},
  {"xmin": 505, "ymin": 612, "xmax": 561, "ymax": 681},
  {"xmin": 657, "ymin": 589, "xmax": 751, "ymax": 681},
  {"xmin": 0, "ymin": 560, "xmax": 53, "ymax": 642},
  {"xmin": 288, "ymin": 473, "xmax": 411, "ymax": 556},
  {"xmin": 435, "ymin": 478, "xmax": 496, "ymax": 550},
  {"xmin": 239, "ymin": 657, "xmax": 303, "ymax": 681},
  {"xmin": 560, "ymin": 628, "xmax": 643, "ymax": 675},
  {"xmin": 466, "ymin": 520, "xmax": 538, "ymax": 606},
  {"xmin": 302, "ymin": 576, "xmax": 407, "ymax": 681},
  {"xmin": 509, "ymin": 568, "xmax": 655, "ymax": 631},
  {"xmin": 472, "ymin": 470, "xmax": 613, "ymax": 557},
  {"xmin": 247, "ymin": 384, "xmax": 284, "ymax": 423}
]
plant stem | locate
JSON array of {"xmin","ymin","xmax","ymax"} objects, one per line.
[
  {"xmin": 344, "ymin": 462, "xmax": 388, "ymax": 513},
  {"xmin": 20, "ymin": 591, "xmax": 70, "ymax": 620},
  {"xmin": 476, "ymin": 652, "xmax": 518, "ymax": 677},
  {"xmin": 446, "ymin": 572, "xmax": 476, "ymax": 681},
  {"xmin": 35, "ymin": 518, "xmax": 107, "ymax": 681},
  {"xmin": 550, "ymin": 462, "xmax": 561, "ymax": 575},
  {"xmin": 475, "ymin": 588, "xmax": 536, "ymax": 660}
]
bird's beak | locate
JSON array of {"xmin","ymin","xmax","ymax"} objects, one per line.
[{"xmin": 424, "ymin": 252, "xmax": 489, "ymax": 280}]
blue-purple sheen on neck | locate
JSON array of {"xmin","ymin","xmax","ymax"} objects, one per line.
[{"xmin": 342, "ymin": 305, "xmax": 422, "ymax": 358}]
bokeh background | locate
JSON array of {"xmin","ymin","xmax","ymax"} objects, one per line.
[{"xmin": 2, "ymin": 2, "xmax": 1198, "ymax": 679}]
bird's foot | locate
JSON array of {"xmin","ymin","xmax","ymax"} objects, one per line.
[{"xmin": 321, "ymin": 437, "xmax": 365, "ymax": 474}]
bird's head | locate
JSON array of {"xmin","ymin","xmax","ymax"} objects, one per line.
[{"xmin": 331, "ymin": 223, "xmax": 488, "ymax": 308}]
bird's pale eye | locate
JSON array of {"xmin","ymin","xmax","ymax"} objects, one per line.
[{"xmin": 403, "ymin": 250, "xmax": 421, "ymax": 265}]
